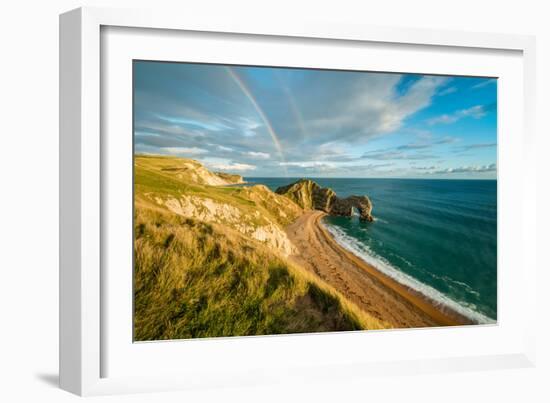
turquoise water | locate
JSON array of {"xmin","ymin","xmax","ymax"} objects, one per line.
[{"xmin": 245, "ymin": 177, "xmax": 497, "ymax": 324}]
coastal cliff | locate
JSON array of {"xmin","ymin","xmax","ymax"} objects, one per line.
[
  {"xmin": 135, "ymin": 155, "xmax": 301, "ymax": 257},
  {"xmin": 133, "ymin": 155, "xmax": 385, "ymax": 340},
  {"xmin": 275, "ymin": 179, "xmax": 374, "ymax": 221},
  {"xmin": 213, "ymin": 171, "xmax": 245, "ymax": 184},
  {"xmin": 143, "ymin": 155, "xmax": 244, "ymax": 186}
]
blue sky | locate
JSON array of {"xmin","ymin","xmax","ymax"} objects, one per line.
[{"xmin": 134, "ymin": 61, "xmax": 497, "ymax": 179}]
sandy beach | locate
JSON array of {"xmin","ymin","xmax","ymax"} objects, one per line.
[{"xmin": 286, "ymin": 211, "xmax": 472, "ymax": 328}]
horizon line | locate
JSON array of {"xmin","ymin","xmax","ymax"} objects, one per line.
[{"xmin": 243, "ymin": 176, "xmax": 497, "ymax": 181}]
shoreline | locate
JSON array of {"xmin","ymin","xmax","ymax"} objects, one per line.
[{"xmin": 286, "ymin": 211, "xmax": 473, "ymax": 328}]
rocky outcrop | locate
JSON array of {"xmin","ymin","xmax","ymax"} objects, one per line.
[
  {"xmin": 214, "ymin": 171, "xmax": 245, "ymax": 184},
  {"xmin": 160, "ymin": 195, "xmax": 296, "ymax": 256},
  {"xmin": 276, "ymin": 179, "xmax": 374, "ymax": 221}
]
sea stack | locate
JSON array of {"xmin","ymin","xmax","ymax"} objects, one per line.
[{"xmin": 275, "ymin": 179, "xmax": 374, "ymax": 221}]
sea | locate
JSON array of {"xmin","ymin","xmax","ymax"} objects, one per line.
[{"xmin": 245, "ymin": 177, "xmax": 497, "ymax": 324}]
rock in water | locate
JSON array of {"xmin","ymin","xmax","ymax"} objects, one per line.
[{"xmin": 276, "ymin": 179, "xmax": 374, "ymax": 221}]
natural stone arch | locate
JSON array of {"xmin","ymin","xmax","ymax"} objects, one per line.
[{"xmin": 276, "ymin": 180, "xmax": 374, "ymax": 222}]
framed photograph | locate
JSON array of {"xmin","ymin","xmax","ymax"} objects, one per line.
[{"xmin": 60, "ymin": 7, "xmax": 537, "ymax": 396}]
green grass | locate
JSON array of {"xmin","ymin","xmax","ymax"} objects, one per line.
[{"xmin": 134, "ymin": 155, "xmax": 302, "ymax": 227}]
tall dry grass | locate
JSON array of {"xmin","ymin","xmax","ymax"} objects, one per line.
[
  {"xmin": 133, "ymin": 155, "xmax": 388, "ymax": 340},
  {"xmin": 134, "ymin": 205, "xmax": 385, "ymax": 341}
]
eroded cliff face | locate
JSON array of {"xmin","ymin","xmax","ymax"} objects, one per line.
[
  {"xmin": 275, "ymin": 179, "xmax": 374, "ymax": 221},
  {"xmin": 213, "ymin": 171, "xmax": 245, "ymax": 184},
  {"xmin": 135, "ymin": 155, "xmax": 303, "ymax": 257},
  {"xmin": 157, "ymin": 194, "xmax": 297, "ymax": 256}
]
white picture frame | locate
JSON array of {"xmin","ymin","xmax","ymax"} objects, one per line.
[{"xmin": 59, "ymin": 6, "xmax": 537, "ymax": 396}]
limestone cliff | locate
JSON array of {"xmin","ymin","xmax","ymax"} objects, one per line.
[
  {"xmin": 134, "ymin": 155, "xmax": 302, "ymax": 256},
  {"xmin": 275, "ymin": 179, "xmax": 374, "ymax": 221},
  {"xmin": 135, "ymin": 155, "xmax": 244, "ymax": 186},
  {"xmin": 213, "ymin": 171, "xmax": 245, "ymax": 184}
]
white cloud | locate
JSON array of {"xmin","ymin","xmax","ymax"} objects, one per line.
[
  {"xmin": 280, "ymin": 161, "xmax": 336, "ymax": 168},
  {"xmin": 245, "ymin": 151, "xmax": 270, "ymax": 159},
  {"xmin": 427, "ymin": 105, "xmax": 487, "ymax": 125},
  {"xmin": 305, "ymin": 75, "xmax": 448, "ymax": 142},
  {"xmin": 162, "ymin": 147, "xmax": 208, "ymax": 155},
  {"xmin": 238, "ymin": 117, "xmax": 262, "ymax": 137},
  {"xmin": 389, "ymin": 76, "xmax": 449, "ymax": 126},
  {"xmin": 217, "ymin": 145, "xmax": 234, "ymax": 152},
  {"xmin": 279, "ymin": 161, "xmax": 395, "ymax": 174},
  {"xmin": 209, "ymin": 162, "xmax": 256, "ymax": 171},
  {"xmin": 472, "ymin": 79, "xmax": 496, "ymax": 89},
  {"xmin": 429, "ymin": 163, "xmax": 496, "ymax": 174},
  {"xmin": 362, "ymin": 150, "xmax": 438, "ymax": 161},
  {"xmin": 438, "ymin": 86, "xmax": 458, "ymax": 96}
]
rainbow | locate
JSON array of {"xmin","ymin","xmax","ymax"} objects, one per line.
[
  {"xmin": 275, "ymin": 71, "xmax": 308, "ymax": 140},
  {"xmin": 225, "ymin": 67, "xmax": 288, "ymax": 176}
]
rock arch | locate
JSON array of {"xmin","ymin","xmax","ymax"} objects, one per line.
[{"xmin": 275, "ymin": 179, "xmax": 374, "ymax": 222}]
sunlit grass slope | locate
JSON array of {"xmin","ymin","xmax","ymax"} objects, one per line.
[{"xmin": 134, "ymin": 155, "xmax": 386, "ymax": 340}]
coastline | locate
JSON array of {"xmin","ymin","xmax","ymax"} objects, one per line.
[{"xmin": 286, "ymin": 211, "xmax": 473, "ymax": 328}]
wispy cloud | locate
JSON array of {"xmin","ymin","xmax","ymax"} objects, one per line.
[
  {"xmin": 396, "ymin": 143, "xmax": 431, "ymax": 150},
  {"xmin": 208, "ymin": 162, "xmax": 256, "ymax": 171},
  {"xmin": 162, "ymin": 147, "xmax": 209, "ymax": 155},
  {"xmin": 280, "ymin": 161, "xmax": 334, "ymax": 168},
  {"xmin": 429, "ymin": 163, "xmax": 496, "ymax": 174},
  {"xmin": 245, "ymin": 151, "xmax": 271, "ymax": 159},
  {"xmin": 396, "ymin": 136, "xmax": 458, "ymax": 150},
  {"xmin": 362, "ymin": 150, "xmax": 438, "ymax": 161},
  {"xmin": 301, "ymin": 74, "xmax": 448, "ymax": 144},
  {"xmin": 435, "ymin": 136, "xmax": 460, "ymax": 144},
  {"xmin": 216, "ymin": 145, "xmax": 234, "ymax": 152},
  {"xmin": 362, "ymin": 136, "xmax": 457, "ymax": 160},
  {"xmin": 472, "ymin": 79, "xmax": 496, "ymax": 89},
  {"xmin": 438, "ymin": 86, "xmax": 457, "ymax": 96},
  {"xmin": 156, "ymin": 114, "xmax": 230, "ymax": 132},
  {"xmin": 427, "ymin": 104, "xmax": 492, "ymax": 125},
  {"xmin": 455, "ymin": 142, "xmax": 497, "ymax": 151},
  {"xmin": 280, "ymin": 161, "xmax": 394, "ymax": 175}
]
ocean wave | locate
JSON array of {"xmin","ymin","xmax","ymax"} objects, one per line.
[{"xmin": 322, "ymin": 222, "xmax": 496, "ymax": 325}]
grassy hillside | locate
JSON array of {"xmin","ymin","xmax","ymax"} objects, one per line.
[
  {"xmin": 134, "ymin": 155, "xmax": 386, "ymax": 340},
  {"xmin": 135, "ymin": 154, "xmax": 242, "ymax": 186}
]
